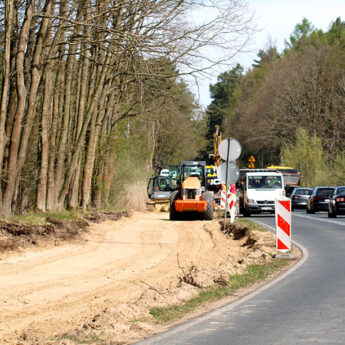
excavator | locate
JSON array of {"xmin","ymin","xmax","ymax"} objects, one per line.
[{"xmin": 206, "ymin": 125, "xmax": 223, "ymax": 202}]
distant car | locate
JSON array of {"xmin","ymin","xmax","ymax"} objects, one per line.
[
  {"xmin": 290, "ymin": 187, "xmax": 313, "ymax": 210},
  {"xmin": 328, "ymin": 186, "xmax": 345, "ymax": 218},
  {"xmin": 306, "ymin": 186, "xmax": 335, "ymax": 214}
]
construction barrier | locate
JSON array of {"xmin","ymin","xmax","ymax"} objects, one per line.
[
  {"xmin": 220, "ymin": 190, "xmax": 230, "ymax": 210},
  {"xmin": 229, "ymin": 193, "xmax": 237, "ymax": 224},
  {"xmin": 220, "ymin": 191, "xmax": 237, "ymax": 223},
  {"xmin": 275, "ymin": 198, "xmax": 291, "ymax": 253}
]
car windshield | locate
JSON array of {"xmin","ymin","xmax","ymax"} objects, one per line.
[
  {"xmin": 248, "ymin": 176, "xmax": 282, "ymax": 189},
  {"xmin": 295, "ymin": 189, "xmax": 312, "ymax": 196},
  {"xmin": 316, "ymin": 188, "xmax": 334, "ymax": 196},
  {"xmin": 337, "ymin": 188, "xmax": 345, "ymax": 196}
]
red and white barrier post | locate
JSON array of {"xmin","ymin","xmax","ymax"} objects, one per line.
[
  {"xmin": 220, "ymin": 190, "xmax": 237, "ymax": 223},
  {"xmin": 220, "ymin": 190, "xmax": 230, "ymax": 210},
  {"xmin": 229, "ymin": 193, "xmax": 237, "ymax": 224},
  {"xmin": 275, "ymin": 198, "xmax": 291, "ymax": 253}
]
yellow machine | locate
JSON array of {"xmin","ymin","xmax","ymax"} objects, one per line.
[{"xmin": 208, "ymin": 125, "xmax": 222, "ymax": 168}]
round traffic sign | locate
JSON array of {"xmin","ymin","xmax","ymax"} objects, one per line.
[
  {"xmin": 217, "ymin": 162, "xmax": 240, "ymax": 184},
  {"xmin": 218, "ymin": 138, "xmax": 241, "ymax": 161}
]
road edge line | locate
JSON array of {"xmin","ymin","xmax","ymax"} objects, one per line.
[{"xmin": 137, "ymin": 221, "xmax": 309, "ymax": 344}]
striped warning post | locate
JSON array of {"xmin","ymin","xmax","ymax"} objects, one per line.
[
  {"xmin": 220, "ymin": 190, "xmax": 231, "ymax": 210},
  {"xmin": 229, "ymin": 193, "xmax": 237, "ymax": 223},
  {"xmin": 275, "ymin": 198, "xmax": 291, "ymax": 253}
]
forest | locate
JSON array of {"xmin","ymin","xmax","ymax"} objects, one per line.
[
  {"xmin": 203, "ymin": 17, "xmax": 345, "ymax": 188},
  {"xmin": 0, "ymin": 0, "xmax": 252, "ymax": 215},
  {"xmin": 1, "ymin": 0, "xmax": 345, "ymax": 217}
]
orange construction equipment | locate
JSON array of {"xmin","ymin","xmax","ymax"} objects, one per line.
[
  {"xmin": 170, "ymin": 161, "xmax": 215, "ymax": 220},
  {"xmin": 175, "ymin": 177, "xmax": 208, "ymax": 212}
]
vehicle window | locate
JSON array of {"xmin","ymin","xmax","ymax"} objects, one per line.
[
  {"xmin": 182, "ymin": 165, "xmax": 205, "ymax": 184},
  {"xmin": 148, "ymin": 178, "xmax": 154, "ymax": 194},
  {"xmin": 337, "ymin": 188, "xmax": 345, "ymax": 196},
  {"xmin": 158, "ymin": 178, "xmax": 171, "ymax": 191},
  {"xmin": 316, "ymin": 188, "xmax": 334, "ymax": 196},
  {"xmin": 248, "ymin": 176, "xmax": 282, "ymax": 189},
  {"xmin": 169, "ymin": 166, "xmax": 179, "ymax": 179},
  {"xmin": 295, "ymin": 189, "xmax": 312, "ymax": 196},
  {"xmin": 283, "ymin": 175, "xmax": 300, "ymax": 185}
]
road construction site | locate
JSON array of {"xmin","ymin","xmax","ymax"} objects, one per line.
[{"xmin": 0, "ymin": 211, "xmax": 296, "ymax": 345}]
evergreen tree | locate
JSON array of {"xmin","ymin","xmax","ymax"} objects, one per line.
[{"xmin": 200, "ymin": 64, "xmax": 243, "ymax": 160}]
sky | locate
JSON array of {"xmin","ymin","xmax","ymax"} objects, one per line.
[{"xmin": 192, "ymin": 0, "xmax": 345, "ymax": 108}]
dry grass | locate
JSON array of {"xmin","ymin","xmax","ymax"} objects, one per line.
[{"xmin": 123, "ymin": 180, "xmax": 148, "ymax": 211}]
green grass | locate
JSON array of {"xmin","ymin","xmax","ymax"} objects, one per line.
[
  {"xmin": 4, "ymin": 209, "xmax": 84, "ymax": 225},
  {"xmin": 149, "ymin": 260, "xmax": 289, "ymax": 322},
  {"xmin": 236, "ymin": 218, "xmax": 268, "ymax": 232},
  {"xmin": 58, "ymin": 333, "xmax": 104, "ymax": 344}
]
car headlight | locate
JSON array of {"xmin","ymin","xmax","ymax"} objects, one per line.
[{"xmin": 248, "ymin": 199, "xmax": 256, "ymax": 204}]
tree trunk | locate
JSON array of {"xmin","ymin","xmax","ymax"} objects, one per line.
[
  {"xmin": 1, "ymin": 1, "xmax": 33, "ymax": 216},
  {"xmin": 36, "ymin": 67, "xmax": 52, "ymax": 212},
  {"xmin": 0, "ymin": 0, "xmax": 14, "ymax": 178}
]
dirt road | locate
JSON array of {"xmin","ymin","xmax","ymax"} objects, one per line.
[{"xmin": 0, "ymin": 212, "xmax": 278, "ymax": 344}]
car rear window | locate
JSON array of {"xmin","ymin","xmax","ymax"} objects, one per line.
[
  {"xmin": 295, "ymin": 189, "xmax": 312, "ymax": 196},
  {"xmin": 316, "ymin": 188, "xmax": 334, "ymax": 196},
  {"xmin": 337, "ymin": 188, "xmax": 345, "ymax": 196}
]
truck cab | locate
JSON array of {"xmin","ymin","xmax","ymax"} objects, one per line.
[{"xmin": 239, "ymin": 171, "xmax": 285, "ymax": 216}]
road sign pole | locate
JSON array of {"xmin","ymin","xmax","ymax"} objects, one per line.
[{"xmin": 224, "ymin": 139, "xmax": 231, "ymax": 226}]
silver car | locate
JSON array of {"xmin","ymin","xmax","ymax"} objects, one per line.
[{"xmin": 290, "ymin": 187, "xmax": 313, "ymax": 210}]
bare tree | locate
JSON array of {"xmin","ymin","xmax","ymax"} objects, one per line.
[{"xmin": 0, "ymin": 0, "xmax": 254, "ymax": 215}]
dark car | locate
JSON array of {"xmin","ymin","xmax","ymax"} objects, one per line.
[
  {"xmin": 328, "ymin": 186, "xmax": 345, "ymax": 218},
  {"xmin": 306, "ymin": 186, "xmax": 335, "ymax": 213},
  {"xmin": 290, "ymin": 187, "xmax": 313, "ymax": 210}
]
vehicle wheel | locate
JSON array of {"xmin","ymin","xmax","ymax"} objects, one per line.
[
  {"xmin": 243, "ymin": 208, "xmax": 251, "ymax": 217},
  {"xmin": 169, "ymin": 191, "xmax": 180, "ymax": 220},
  {"xmin": 328, "ymin": 205, "xmax": 334, "ymax": 218},
  {"xmin": 328, "ymin": 211, "xmax": 336, "ymax": 218},
  {"xmin": 202, "ymin": 191, "xmax": 214, "ymax": 220},
  {"xmin": 306, "ymin": 205, "xmax": 314, "ymax": 214}
]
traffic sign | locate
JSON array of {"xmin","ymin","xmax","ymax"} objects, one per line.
[
  {"xmin": 249, "ymin": 155, "xmax": 255, "ymax": 163},
  {"xmin": 218, "ymin": 138, "xmax": 241, "ymax": 161},
  {"xmin": 217, "ymin": 162, "xmax": 240, "ymax": 184},
  {"xmin": 248, "ymin": 162, "xmax": 255, "ymax": 169}
]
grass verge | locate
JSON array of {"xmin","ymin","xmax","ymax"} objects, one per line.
[
  {"xmin": 236, "ymin": 218, "xmax": 268, "ymax": 231},
  {"xmin": 5, "ymin": 210, "xmax": 83, "ymax": 225},
  {"xmin": 149, "ymin": 260, "xmax": 289, "ymax": 322}
]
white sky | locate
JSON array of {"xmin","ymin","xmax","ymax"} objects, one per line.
[{"xmin": 192, "ymin": 0, "xmax": 345, "ymax": 108}]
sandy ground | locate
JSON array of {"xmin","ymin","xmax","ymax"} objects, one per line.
[{"xmin": 0, "ymin": 212, "xmax": 296, "ymax": 345}]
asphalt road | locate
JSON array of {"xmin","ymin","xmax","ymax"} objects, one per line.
[{"xmin": 137, "ymin": 209, "xmax": 345, "ymax": 345}]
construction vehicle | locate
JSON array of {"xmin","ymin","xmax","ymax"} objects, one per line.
[
  {"xmin": 147, "ymin": 165, "xmax": 179, "ymax": 211},
  {"xmin": 207, "ymin": 125, "xmax": 223, "ymax": 202},
  {"xmin": 208, "ymin": 125, "xmax": 222, "ymax": 167},
  {"xmin": 169, "ymin": 161, "xmax": 215, "ymax": 220}
]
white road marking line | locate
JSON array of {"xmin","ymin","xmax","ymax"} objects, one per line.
[{"xmin": 293, "ymin": 213, "xmax": 345, "ymax": 226}]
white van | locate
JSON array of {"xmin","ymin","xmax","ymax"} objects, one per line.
[{"xmin": 239, "ymin": 171, "xmax": 285, "ymax": 216}]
